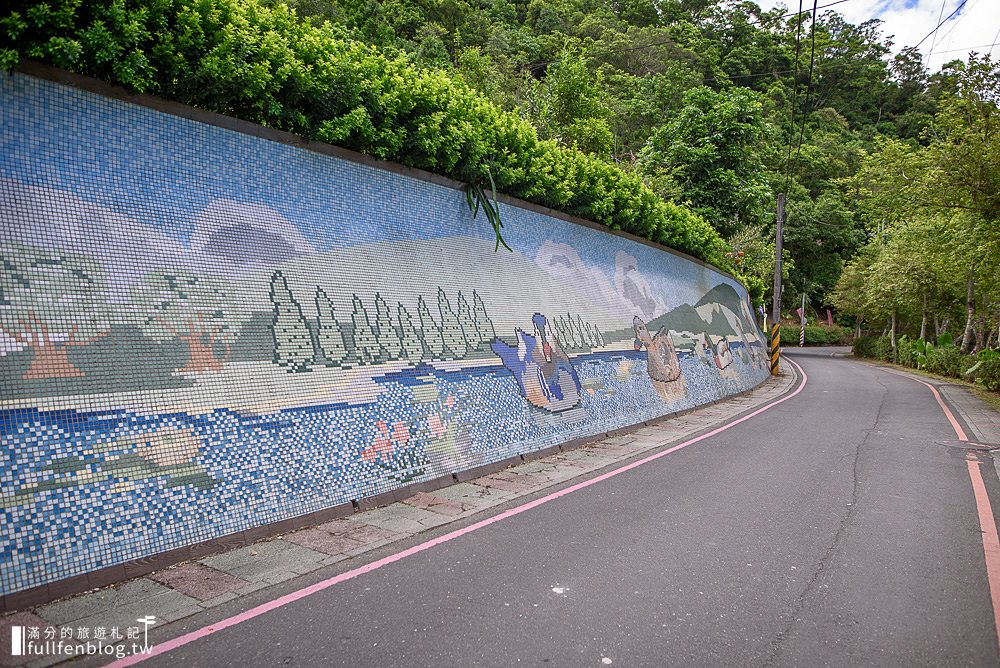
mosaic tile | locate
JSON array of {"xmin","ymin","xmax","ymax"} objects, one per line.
[{"xmin": 0, "ymin": 72, "xmax": 769, "ymax": 597}]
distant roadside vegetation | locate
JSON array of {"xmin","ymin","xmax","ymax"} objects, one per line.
[{"xmin": 854, "ymin": 334, "xmax": 1000, "ymax": 393}]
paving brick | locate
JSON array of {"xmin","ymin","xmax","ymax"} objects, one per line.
[
  {"xmin": 1, "ymin": 612, "xmax": 47, "ymax": 668},
  {"xmin": 148, "ymin": 563, "xmax": 248, "ymax": 602},
  {"xmin": 282, "ymin": 528, "xmax": 365, "ymax": 556},
  {"xmin": 473, "ymin": 475, "xmax": 534, "ymax": 494},
  {"xmin": 37, "ymin": 580, "xmax": 171, "ymax": 626},
  {"xmin": 200, "ymin": 540, "xmax": 326, "ymax": 582},
  {"xmin": 340, "ymin": 523, "xmax": 397, "ymax": 545},
  {"xmin": 403, "ymin": 492, "xmax": 468, "ymax": 516}
]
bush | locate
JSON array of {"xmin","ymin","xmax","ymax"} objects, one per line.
[
  {"xmin": 853, "ymin": 334, "xmax": 1000, "ymax": 394},
  {"xmin": 896, "ymin": 336, "xmax": 915, "ymax": 367},
  {"xmin": 926, "ymin": 346, "xmax": 964, "ymax": 377},
  {"xmin": 853, "ymin": 335, "xmax": 878, "ymax": 358},
  {"xmin": 0, "ymin": 0, "xmax": 736, "ymax": 270},
  {"xmin": 779, "ymin": 324, "xmax": 849, "ymax": 346},
  {"xmin": 979, "ymin": 358, "xmax": 1000, "ymax": 392}
]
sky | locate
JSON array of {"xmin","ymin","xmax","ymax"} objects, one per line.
[{"xmin": 752, "ymin": 0, "xmax": 1000, "ymax": 73}]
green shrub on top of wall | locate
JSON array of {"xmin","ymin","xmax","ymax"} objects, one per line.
[
  {"xmin": 778, "ymin": 324, "xmax": 849, "ymax": 346},
  {"xmin": 0, "ymin": 0, "xmax": 737, "ymax": 273}
]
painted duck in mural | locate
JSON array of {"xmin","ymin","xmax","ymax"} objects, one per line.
[
  {"xmin": 491, "ymin": 313, "xmax": 582, "ymax": 412},
  {"xmin": 633, "ymin": 316, "xmax": 682, "ymax": 383},
  {"xmin": 714, "ymin": 336, "xmax": 734, "ymax": 370}
]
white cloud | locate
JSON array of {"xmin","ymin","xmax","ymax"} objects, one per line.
[
  {"xmin": 751, "ymin": 0, "xmax": 999, "ymax": 72},
  {"xmin": 534, "ymin": 241, "xmax": 668, "ymax": 320},
  {"xmin": 0, "ymin": 179, "xmax": 316, "ymax": 300}
]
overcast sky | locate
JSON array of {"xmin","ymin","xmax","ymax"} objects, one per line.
[{"xmin": 753, "ymin": 0, "xmax": 1000, "ymax": 73}]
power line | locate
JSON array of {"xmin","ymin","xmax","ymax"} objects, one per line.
[
  {"xmin": 912, "ymin": 0, "xmax": 969, "ymax": 51},
  {"xmin": 789, "ymin": 0, "xmax": 820, "ymax": 188},
  {"xmin": 782, "ymin": 0, "xmax": 805, "ymax": 195},
  {"xmin": 926, "ymin": 0, "xmax": 948, "ymax": 67},
  {"xmin": 929, "ymin": 0, "xmax": 980, "ymax": 55}
]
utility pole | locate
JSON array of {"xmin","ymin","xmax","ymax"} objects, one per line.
[{"xmin": 770, "ymin": 194, "xmax": 784, "ymax": 376}]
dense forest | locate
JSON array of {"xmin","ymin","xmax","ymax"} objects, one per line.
[{"xmin": 2, "ymin": 0, "xmax": 998, "ymax": 355}]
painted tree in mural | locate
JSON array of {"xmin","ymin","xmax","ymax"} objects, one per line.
[
  {"xmin": 438, "ymin": 288, "xmax": 468, "ymax": 359},
  {"xmin": 270, "ymin": 272, "xmax": 314, "ymax": 372},
  {"xmin": 397, "ymin": 303, "xmax": 425, "ymax": 364},
  {"xmin": 373, "ymin": 293, "xmax": 402, "ymax": 361},
  {"xmin": 0, "ymin": 242, "xmax": 109, "ymax": 379},
  {"xmin": 351, "ymin": 295, "xmax": 381, "ymax": 365},
  {"xmin": 315, "ymin": 287, "xmax": 348, "ymax": 366},
  {"xmin": 472, "ymin": 291, "xmax": 495, "ymax": 345},
  {"xmin": 456, "ymin": 292, "xmax": 478, "ymax": 350},
  {"xmin": 560, "ymin": 313, "xmax": 578, "ymax": 349},
  {"xmin": 418, "ymin": 295, "xmax": 445, "ymax": 359},
  {"xmin": 134, "ymin": 271, "xmax": 241, "ymax": 373},
  {"xmin": 574, "ymin": 315, "xmax": 590, "ymax": 348},
  {"xmin": 553, "ymin": 316, "xmax": 570, "ymax": 347}
]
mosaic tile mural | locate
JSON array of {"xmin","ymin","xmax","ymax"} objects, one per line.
[{"xmin": 0, "ymin": 72, "xmax": 770, "ymax": 597}]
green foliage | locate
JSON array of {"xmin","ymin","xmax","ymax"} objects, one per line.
[
  {"xmin": 854, "ymin": 335, "xmax": 1000, "ymax": 393},
  {"xmin": 977, "ymin": 357, "xmax": 1000, "ymax": 392},
  {"xmin": 779, "ymin": 324, "xmax": 848, "ymax": 346},
  {"xmin": 0, "ymin": 0, "xmax": 739, "ymax": 269},
  {"xmin": 638, "ymin": 85, "xmax": 772, "ymax": 236}
]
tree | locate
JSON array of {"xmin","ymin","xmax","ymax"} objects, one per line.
[
  {"xmin": 397, "ymin": 302, "xmax": 425, "ymax": 364},
  {"xmin": 0, "ymin": 242, "xmax": 109, "ymax": 379},
  {"xmin": 438, "ymin": 288, "xmax": 468, "ymax": 359},
  {"xmin": 574, "ymin": 314, "xmax": 589, "ymax": 349},
  {"xmin": 133, "ymin": 270, "xmax": 240, "ymax": 373},
  {"xmin": 472, "ymin": 290, "xmax": 495, "ymax": 345},
  {"xmin": 563, "ymin": 312, "xmax": 580, "ymax": 348},
  {"xmin": 455, "ymin": 291, "xmax": 478, "ymax": 350},
  {"xmin": 418, "ymin": 295, "xmax": 445, "ymax": 359},
  {"xmin": 270, "ymin": 272, "xmax": 314, "ymax": 372},
  {"xmin": 639, "ymin": 86, "xmax": 772, "ymax": 236},
  {"xmin": 315, "ymin": 287, "xmax": 348, "ymax": 366},
  {"xmin": 522, "ymin": 50, "xmax": 615, "ymax": 156},
  {"xmin": 373, "ymin": 292, "xmax": 402, "ymax": 360},
  {"xmin": 351, "ymin": 295, "xmax": 381, "ymax": 365}
]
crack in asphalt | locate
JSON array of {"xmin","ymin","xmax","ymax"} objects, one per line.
[{"xmin": 762, "ymin": 373, "xmax": 890, "ymax": 668}]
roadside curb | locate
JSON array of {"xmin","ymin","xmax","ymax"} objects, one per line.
[
  {"xmin": 848, "ymin": 357, "xmax": 1000, "ymax": 448},
  {"xmin": 2, "ymin": 369, "xmax": 800, "ymax": 668}
]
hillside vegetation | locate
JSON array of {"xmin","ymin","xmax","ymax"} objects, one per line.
[{"xmin": 2, "ymin": 0, "xmax": 997, "ymax": 344}]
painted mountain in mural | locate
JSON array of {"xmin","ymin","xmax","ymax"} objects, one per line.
[{"xmin": 695, "ymin": 284, "xmax": 747, "ymax": 316}]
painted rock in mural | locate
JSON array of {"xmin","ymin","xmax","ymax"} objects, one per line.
[
  {"xmin": 491, "ymin": 313, "xmax": 582, "ymax": 412},
  {"xmin": 633, "ymin": 316, "xmax": 682, "ymax": 383}
]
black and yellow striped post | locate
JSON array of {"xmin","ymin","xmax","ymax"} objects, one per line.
[{"xmin": 769, "ymin": 323, "xmax": 781, "ymax": 376}]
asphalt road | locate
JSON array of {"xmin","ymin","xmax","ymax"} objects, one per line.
[{"xmin": 144, "ymin": 348, "xmax": 1000, "ymax": 667}]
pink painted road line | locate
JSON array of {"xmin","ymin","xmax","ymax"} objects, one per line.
[
  {"xmin": 967, "ymin": 458, "xmax": 1000, "ymax": 649},
  {"xmin": 899, "ymin": 373, "xmax": 1000, "ymax": 653},
  {"xmin": 109, "ymin": 361, "xmax": 808, "ymax": 667}
]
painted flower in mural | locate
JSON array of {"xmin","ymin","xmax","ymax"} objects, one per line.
[
  {"xmin": 361, "ymin": 420, "xmax": 413, "ymax": 462},
  {"xmin": 427, "ymin": 414, "xmax": 447, "ymax": 439}
]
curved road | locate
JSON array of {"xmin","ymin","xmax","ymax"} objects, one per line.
[{"xmin": 136, "ymin": 348, "xmax": 1000, "ymax": 667}]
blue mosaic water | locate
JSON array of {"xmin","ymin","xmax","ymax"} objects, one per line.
[{"xmin": 0, "ymin": 350, "xmax": 768, "ymax": 594}]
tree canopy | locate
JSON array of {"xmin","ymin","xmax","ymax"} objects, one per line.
[{"xmin": 3, "ymin": 0, "xmax": 997, "ymax": 329}]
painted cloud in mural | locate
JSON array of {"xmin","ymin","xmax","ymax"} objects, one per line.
[
  {"xmin": 0, "ymin": 180, "xmax": 315, "ymax": 292},
  {"xmin": 534, "ymin": 241, "xmax": 668, "ymax": 322},
  {"xmin": 190, "ymin": 199, "xmax": 315, "ymax": 265}
]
